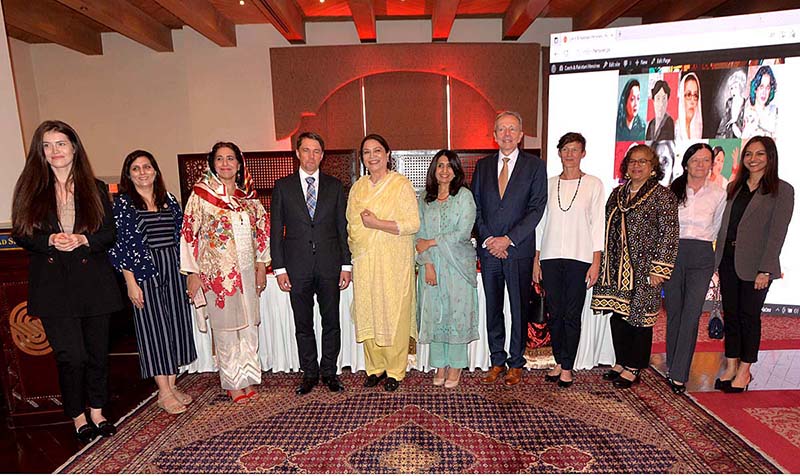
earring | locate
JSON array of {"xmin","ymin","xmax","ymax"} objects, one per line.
[
  {"xmin": 624, "ymin": 173, "xmax": 631, "ymax": 179},
  {"xmin": 650, "ymin": 170, "xmax": 656, "ymax": 177}
]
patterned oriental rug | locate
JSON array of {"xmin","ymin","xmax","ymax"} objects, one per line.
[{"xmin": 60, "ymin": 369, "xmax": 779, "ymax": 474}]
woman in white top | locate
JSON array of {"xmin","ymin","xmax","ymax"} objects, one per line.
[
  {"xmin": 663, "ymin": 143, "xmax": 726, "ymax": 394},
  {"xmin": 533, "ymin": 132, "xmax": 605, "ymax": 387}
]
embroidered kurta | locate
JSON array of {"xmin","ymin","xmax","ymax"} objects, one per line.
[
  {"xmin": 591, "ymin": 179, "xmax": 679, "ymax": 327},
  {"xmin": 347, "ymin": 171, "xmax": 420, "ymax": 346},
  {"xmin": 180, "ymin": 176, "xmax": 270, "ymax": 332},
  {"xmin": 415, "ymin": 188, "xmax": 479, "ymax": 345}
]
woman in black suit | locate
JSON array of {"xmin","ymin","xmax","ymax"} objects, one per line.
[
  {"xmin": 11, "ymin": 120, "xmax": 123, "ymax": 443},
  {"xmin": 714, "ymin": 135, "xmax": 794, "ymax": 392}
]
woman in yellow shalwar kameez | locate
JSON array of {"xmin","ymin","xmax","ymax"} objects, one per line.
[{"xmin": 347, "ymin": 134, "xmax": 420, "ymax": 392}]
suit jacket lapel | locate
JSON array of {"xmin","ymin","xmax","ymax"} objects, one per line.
[
  {"xmin": 290, "ymin": 173, "xmax": 312, "ymax": 223},
  {"xmin": 740, "ymin": 189, "xmax": 765, "ymax": 225}
]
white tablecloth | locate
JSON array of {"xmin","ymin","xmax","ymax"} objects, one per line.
[{"xmin": 183, "ymin": 274, "xmax": 615, "ymax": 375}]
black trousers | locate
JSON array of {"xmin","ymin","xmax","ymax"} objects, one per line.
[
  {"xmin": 480, "ymin": 256, "xmax": 533, "ymax": 369},
  {"xmin": 289, "ymin": 270, "xmax": 342, "ymax": 379},
  {"xmin": 718, "ymin": 246, "xmax": 770, "ymax": 363},
  {"xmin": 40, "ymin": 314, "xmax": 110, "ymax": 419},
  {"xmin": 540, "ymin": 258, "xmax": 591, "ymax": 371},
  {"xmin": 610, "ymin": 313, "xmax": 653, "ymax": 370}
]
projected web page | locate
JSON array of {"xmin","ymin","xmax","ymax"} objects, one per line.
[{"xmin": 547, "ymin": 10, "xmax": 800, "ymax": 314}]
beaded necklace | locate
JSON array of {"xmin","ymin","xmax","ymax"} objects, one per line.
[{"xmin": 557, "ymin": 174, "xmax": 582, "ymax": 212}]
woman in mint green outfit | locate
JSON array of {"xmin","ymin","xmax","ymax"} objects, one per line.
[{"xmin": 416, "ymin": 150, "xmax": 479, "ymax": 388}]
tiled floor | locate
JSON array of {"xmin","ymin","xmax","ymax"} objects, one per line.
[{"xmin": 651, "ymin": 349, "xmax": 800, "ymax": 392}]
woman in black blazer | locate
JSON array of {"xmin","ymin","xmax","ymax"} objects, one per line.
[
  {"xmin": 11, "ymin": 120, "xmax": 123, "ymax": 443},
  {"xmin": 714, "ymin": 135, "xmax": 794, "ymax": 393}
]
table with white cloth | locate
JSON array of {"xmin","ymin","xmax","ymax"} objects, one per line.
[{"xmin": 184, "ymin": 274, "xmax": 615, "ymax": 375}]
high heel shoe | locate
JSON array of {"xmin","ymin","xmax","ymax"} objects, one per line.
[
  {"xmin": 444, "ymin": 368, "xmax": 462, "ymax": 388},
  {"xmin": 433, "ymin": 368, "xmax": 446, "ymax": 386},
  {"xmin": 723, "ymin": 373, "xmax": 752, "ymax": 393},
  {"xmin": 714, "ymin": 378, "xmax": 732, "ymax": 390},
  {"xmin": 668, "ymin": 379, "xmax": 686, "ymax": 395},
  {"xmin": 557, "ymin": 370, "xmax": 574, "ymax": 388},
  {"xmin": 544, "ymin": 373, "xmax": 560, "ymax": 383},
  {"xmin": 613, "ymin": 368, "xmax": 641, "ymax": 389},
  {"xmin": 226, "ymin": 390, "xmax": 248, "ymax": 403}
]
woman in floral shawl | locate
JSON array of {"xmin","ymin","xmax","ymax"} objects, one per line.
[{"xmin": 180, "ymin": 141, "xmax": 270, "ymax": 402}]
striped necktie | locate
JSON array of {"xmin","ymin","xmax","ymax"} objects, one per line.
[{"xmin": 305, "ymin": 176, "xmax": 317, "ymax": 219}]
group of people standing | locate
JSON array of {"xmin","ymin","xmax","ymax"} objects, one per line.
[{"xmin": 9, "ymin": 112, "xmax": 793, "ymax": 444}]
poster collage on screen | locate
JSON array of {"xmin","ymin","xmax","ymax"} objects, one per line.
[{"xmin": 614, "ymin": 59, "xmax": 782, "ymax": 187}]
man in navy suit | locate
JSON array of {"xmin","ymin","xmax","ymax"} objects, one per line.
[
  {"xmin": 471, "ymin": 111, "xmax": 547, "ymax": 386},
  {"xmin": 270, "ymin": 132, "xmax": 352, "ymax": 395}
]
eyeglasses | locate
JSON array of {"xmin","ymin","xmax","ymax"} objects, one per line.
[
  {"xmin": 628, "ymin": 159, "xmax": 651, "ymax": 166},
  {"xmin": 684, "ymin": 92, "xmax": 699, "ymax": 101},
  {"xmin": 495, "ymin": 126, "xmax": 520, "ymax": 134}
]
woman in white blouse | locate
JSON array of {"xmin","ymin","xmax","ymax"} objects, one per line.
[
  {"xmin": 663, "ymin": 143, "xmax": 726, "ymax": 394},
  {"xmin": 533, "ymin": 132, "xmax": 605, "ymax": 387}
]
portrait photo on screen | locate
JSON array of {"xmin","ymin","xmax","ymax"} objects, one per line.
[
  {"xmin": 616, "ymin": 75, "xmax": 648, "ymax": 142},
  {"xmin": 645, "ymin": 72, "xmax": 678, "ymax": 142},
  {"xmin": 742, "ymin": 62, "xmax": 782, "ymax": 138},
  {"xmin": 676, "ymin": 71, "xmax": 704, "ymax": 141},
  {"xmin": 708, "ymin": 138, "xmax": 743, "ymax": 188},
  {"xmin": 708, "ymin": 66, "xmax": 749, "ymax": 139}
]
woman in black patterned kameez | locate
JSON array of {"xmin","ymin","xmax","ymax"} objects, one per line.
[{"xmin": 591, "ymin": 144, "xmax": 679, "ymax": 388}]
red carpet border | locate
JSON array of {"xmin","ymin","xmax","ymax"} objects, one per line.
[
  {"xmin": 60, "ymin": 369, "xmax": 779, "ymax": 473},
  {"xmin": 652, "ymin": 312, "xmax": 800, "ymax": 353},
  {"xmin": 693, "ymin": 390, "xmax": 800, "ymax": 473}
]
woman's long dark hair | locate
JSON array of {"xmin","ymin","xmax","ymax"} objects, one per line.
[
  {"xmin": 118, "ymin": 150, "xmax": 168, "ymax": 210},
  {"xmin": 424, "ymin": 150, "xmax": 466, "ymax": 203},
  {"xmin": 726, "ymin": 135, "xmax": 780, "ymax": 199},
  {"xmin": 670, "ymin": 142, "xmax": 713, "ymax": 206},
  {"xmin": 12, "ymin": 120, "xmax": 104, "ymax": 236}
]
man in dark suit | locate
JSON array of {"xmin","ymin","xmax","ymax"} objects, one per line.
[
  {"xmin": 270, "ymin": 132, "xmax": 352, "ymax": 395},
  {"xmin": 471, "ymin": 111, "xmax": 547, "ymax": 386}
]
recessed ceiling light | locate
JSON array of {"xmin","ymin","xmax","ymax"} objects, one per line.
[{"xmin": 239, "ymin": 0, "xmax": 245, "ymax": 5}]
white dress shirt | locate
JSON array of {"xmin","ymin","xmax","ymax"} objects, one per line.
[
  {"xmin": 536, "ymin": 174, "xmax": 605, "ymax": 264},
  {"xmin": 678, "ymin": 179, "xmax": 727, "ymax": 241},
  {"xmin": 274, "ymin": 168, "xmax": 352, "ymax": 276}
]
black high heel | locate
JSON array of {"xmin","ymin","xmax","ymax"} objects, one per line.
[
  {"xmin": 668, "ymin": 379, "xmax": 686, "ymax": 394},
  {"xmin": 723, "ymin": 373, "xmax": 752, "ymax": 393},
  {"xmin": 613, "ymin": 368, "xmax": 641, "ymax": 389},
  {"xmin": 544, "ymin": 374, "xmax": 560, "ymax": 383},
  {"xmin": 714, "ymin": 378, "xmax": 732, "ymax": 390}
]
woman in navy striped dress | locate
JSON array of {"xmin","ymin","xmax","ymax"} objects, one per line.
[{"xmin": 109, "ymin": 150, "xmax": 197, "ymax": 414}]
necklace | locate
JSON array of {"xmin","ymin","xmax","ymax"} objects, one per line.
[{"xmin": 557, "ymin": 174, "xmax": 582, "ymax": 212}]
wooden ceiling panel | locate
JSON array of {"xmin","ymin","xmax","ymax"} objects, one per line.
[
  {"xmin": 3, "ymin": 0, "xmax": 103, "ymax": 54},
  {"xmin": 211, "ymin": 0, "xmax": 272, "ymax": 24},
  {"xmin": 5, "ymin": 24, "xmax": 49, "ymax": 43},
  {"xmin": 129, "ymin": 0, "xmax": 185, "ymax": 28},
  {"xmin": 54, "ymin": 0, "xmax": 174, "ymax": 52},
  {"xmin": 250, "ymin": 0, "xmax": 306, "ymax": 43},
  {"xmin": 153, "ymin": 0, "xmax": 237, "ymax": 46}
]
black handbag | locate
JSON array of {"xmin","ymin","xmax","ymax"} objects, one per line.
[
  {"xmin": 528, "ymin": 282, "xmax": 547, "ymax": 324},
  {"xmin": 708, "ymin": 273, "xmax": 724, "ymax": 340}
]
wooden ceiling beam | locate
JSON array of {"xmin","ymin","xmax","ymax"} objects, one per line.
[
  {"xmin": 2, "ymin": 0, "xmax": 103, "ymax": 55},
  {"xmin": 572, "ymin": 0, "xmax": 642, "ymax": 31},
  {"xmin": 250, "ymin": 0, "xmax": 306, "ymax": 44},
  {"xmin": 54, "ymin": 0, "xmax": 174, "ymax": 52},
  {"xmin": 152, "ymin": 0, "xmax": 236, "ymax": 47},
  {"xmin": 432, "ymin": 0, "xmax": 460, "ymax": 42},
  {"xmin": 348, "ymin": 0, "xmax": 376, "ymax": 43},
  {"xmin": 643, "ymin": 0, "xmax": 730, "ymax": 23},
  {"xmin": 502, "ymin": 0, "xmax": 549, "ymax": 41}
]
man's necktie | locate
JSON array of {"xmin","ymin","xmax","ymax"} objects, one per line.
[
  {"xmin": 306, "ymin": 176, "xmax": 317, "ymax": 219},
  {"xmin": 498, "ymin": 157, "xmax": 510, "ymax": 198}
]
